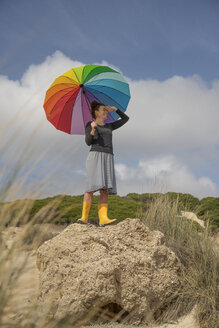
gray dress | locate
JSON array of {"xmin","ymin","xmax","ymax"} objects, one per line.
[
  {"xmin": 85, "ymin": 151, "xmax": 117, "ymax": 194},
  {"xmin": 84, "ymin": 108, "xmax": 129, "ymax": 195}
]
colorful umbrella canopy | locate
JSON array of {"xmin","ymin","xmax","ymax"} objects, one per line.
[{"xmin": 43, "ymin": 64, "xmax": 131, "ymax": 135}]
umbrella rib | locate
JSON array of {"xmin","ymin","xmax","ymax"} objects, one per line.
[
  {"xmin": 45, "ymin": 84, "xmax": 78, "ymax": 102},
  {"xmin": 85, "ymin": 86, "xmax": 128, "ymax": 109},
  {"xmin": 83, "ymin": 90, "xmax": 91, "ymax": 113},
  {"xmin": 46, "ymin": 77, "xmax": 80, "ymax": 102},
  {"xmin": 57, "ymin": 88, "xmax": 81, "ymax": 129},
  {"xmin": 44, "ymin": 88, "xmax": 74, "ymax": 107},
  {"xmin": 80, "ymin": 91, "xmax": 85, "ymax": 128},
  {"xmin": 84, "ymin": 66, "xmax": 118, "ymax": 83},
  {"xmin": 85, "ymin": 86, "xmax": 126, "ymax": 112},
  {"xmin": 85, "ymin": 83, "xmax": 129, "ymax": 98},
  {"xmin": 86, "ymin": 77, "xmax": 127, "ymax": 85},
  {"xmin": 48, "ymin": 88, "xmax": 79, "ymax": 114},
  {"xmin": 47, "ymin": 85, "xmax": 76, "ymax": 97},
  {"xmin": 80, "ymin": 89, "xmax": 89, "ymax": 128},
  {"xmin": 53, "ymin": 75, "xmax": 79, "ymax": 85},
  {"xmin": 49, "ymin": 82, "xmax": 78, "ymax": 89},
  {"xmin": 85, "ymin": 79, "xmax": 129, "ymax": 96},
  {"xmin": 81, "ymin": 65, "xmax": 86, "ymax": 84},
  {"xmin": 70, "ymin": 88, "xmax": 85, "ymax": 133}
]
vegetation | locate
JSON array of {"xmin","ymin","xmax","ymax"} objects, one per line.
[
  {"xmin": 126, "ymin": 191, "xmax": 219, "ymax": 232},
  {"xmin": 1, "ymin": 191, "xmax": 218, "ymax": 232},
  {"xmin": 127, "ymin": 191, "xmax": 201, "ymax": 211},
  {"xmin": 0, "ymin": 194, "xmax": 141, "ymax": 226},
  {"xmin": 196, "ymin": 197, "xmax": 219, "ymax": 232},
  {"xmin": 139, "ymin": 193, "xmax": 218, "ymax": 328}
]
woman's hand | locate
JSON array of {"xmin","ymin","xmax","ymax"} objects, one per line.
[
  {"xmin": 90, "ymin": 121, "xmax": 97, "ymax": 135},
  {"xmin": 91, "ymin": 121, "xmax": 97, "ymax": 129},
  {"xmin": 105, "ymin": 106, "xmax": 118, "ymax": 112}
]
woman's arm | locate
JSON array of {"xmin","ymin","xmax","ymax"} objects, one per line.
[
  {"xmin": 111, "ymin": 108, "xmax": 129, "ymax": 130},
  {"xmin": 85, "ymin": 122, "xmax": 98, "ymax": 145}
]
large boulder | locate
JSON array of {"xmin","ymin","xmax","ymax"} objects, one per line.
[{"xmin": 36, "ymin": 218, "xmax": 182, "ymax": 325}]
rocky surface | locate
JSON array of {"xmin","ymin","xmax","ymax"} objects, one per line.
[{"xmin": 36, "ymin": 218, "xmax": 182, "ymax": 325}]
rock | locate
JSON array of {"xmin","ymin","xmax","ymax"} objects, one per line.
[{"xmin": 36, "ymin": 218, "xmax": 182, "ymax": 325}]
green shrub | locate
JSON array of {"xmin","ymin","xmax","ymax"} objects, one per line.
[{"xmin": 196, "ymin": 197, "xmax": 219, "ymax": 232}]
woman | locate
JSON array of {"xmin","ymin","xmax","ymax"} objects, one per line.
[{"xmin": 77, "ymin": 100, "xmax": 129, "ymax": 227}]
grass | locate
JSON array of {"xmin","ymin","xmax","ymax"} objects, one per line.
[{"xmin": 139, "ymin": 193, "xmax": 218, "ymax": 328}]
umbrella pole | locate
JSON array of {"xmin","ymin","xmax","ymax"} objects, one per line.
[{"xmin": 83, "ymin": 90, "xmax": 93, "ymax": 121}]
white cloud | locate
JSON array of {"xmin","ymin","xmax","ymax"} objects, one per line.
[
  {"xmin": 115, "ymin": 155, "xmax": 217, "ymax": 199},
  {"xmin": 0, "ymin": 50, "xmax": 218, "ymax": 201},
  {"xmin": 120, "ymin": 74, "xmax": 219, "ymax": 153}
]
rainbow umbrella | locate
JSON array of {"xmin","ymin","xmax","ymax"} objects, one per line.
[{"xmin": 43, "ymin": 64, "xmax": 130, "ymax": 135}]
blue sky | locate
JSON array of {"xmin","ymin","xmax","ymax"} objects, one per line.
[
  {"xmin": 1, "ymin": 0, "xmax": 219, "ymax": 201},
  {"xmin": 1, "ymin": 0, "xmax": 219, "ymax": 85}
]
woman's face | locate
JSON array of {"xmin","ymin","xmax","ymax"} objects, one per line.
[{"xmin": 95, "ymin": 105, "xmax": 108, "ymax": 120}]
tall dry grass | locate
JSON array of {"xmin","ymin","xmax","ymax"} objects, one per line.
[
  {"xmin": 0, "ymin": 94, "xmax": 84, "ymax": 327},
  {"xmin": 138, "ymin": 192, "xmax": 219, "ymax": 328},
  {"xmin": 0, "ymin": 174, "xmax": 79, "ymax": 327}
]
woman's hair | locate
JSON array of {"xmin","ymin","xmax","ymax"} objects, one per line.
[{"xmin": 90, "ymin": 100, "xmax": 105, "ymax": 119}]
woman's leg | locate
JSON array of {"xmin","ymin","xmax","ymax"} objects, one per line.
[
  {"xmin": 98, "ymin": 189, "xmax": 117, "ymax": 226},
  {"xmin": 83, "ymin": 191, "xmax": 94, "ymax": 202},
  {"xmin": 77, "ymin": 191, "xmax": 94, "ymax": 224},
  {"xmin": 99, "ymin": 188, "xmax": 108, "ymax": 203}
]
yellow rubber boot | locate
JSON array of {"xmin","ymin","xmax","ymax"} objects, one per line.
[
  {"xmin": 77, "ymin": 201, "xmax": 92, "ymax": 224},
  {"xmin": 98, "ymin": 203, "xmax": 117, "ymax": 227}
]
